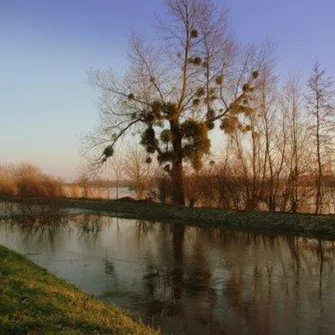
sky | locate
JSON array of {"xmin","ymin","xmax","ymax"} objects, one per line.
[{"xmin": 1, "ymin": 0, "xmax": 335, "ymax": 181}]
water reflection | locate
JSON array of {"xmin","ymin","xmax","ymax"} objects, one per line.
[{"xmin": 1, "ymin": 216, "xmax": 335, "ymax": 334}]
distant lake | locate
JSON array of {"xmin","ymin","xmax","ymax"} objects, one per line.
[
  {"xmin": 1, "ymin": 215, "xmax": 335, "ymax": 334},
  {"xmin": 62, "ymin": 186, "xmax": 136, "ymax": 199}
]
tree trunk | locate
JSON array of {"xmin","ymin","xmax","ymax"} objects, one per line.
[
  {"xmin": 268, "ymin": 195, "xmax": 276, "ymax": 212},
  {"xmin": 170, "ymin": 120, "xmax": 186, "ymax": 206},
  {"xmin": 171, "ymin": 160, "xmax": 186, "ymax": 205},
  {"xmin": 115, "ymin": 180, "xmax": 119, "ymax": 199},
  {"xmin": 315, "ymin": 99, "xmax": 322, "ymax": 214}
]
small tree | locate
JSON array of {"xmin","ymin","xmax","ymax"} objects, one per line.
[
  {"xmin": 106, "ymin": 152, "xmax": 124, "ymax": 199},
  {"xmin": 281, "ymin": 76, "xmax": 310, "ymax": 212},
  {"xmin": 307, "ymin": 63, "xmax": 335, "ymax": 214},
  {"xmin": 123, "ymin": 146, "xmax": 154, "ymax": 199},
  {"xmin": 85, "ymin": 0, "xmax": 267, "ymax": 205}
]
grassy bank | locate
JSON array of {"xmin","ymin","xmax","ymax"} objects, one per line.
[
  {"xmin": 2, "ymin": 195, "xmax": 335, "ymax": 239},
  {"xmin": 60, "ymin": 197, "xmax": 335, "ymax": 240},
  {"xmin": 0, "ymin": 245, "xmax": 159, "ymax": 335}
]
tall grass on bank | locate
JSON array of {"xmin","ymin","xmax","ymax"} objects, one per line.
[
  {"xmin": 0, "ymin": 163, "xmax": 64, "ymax": 198},
  {"xmin": 0, "ymin": 163, "xmax": 116, "ymax": 200},
  {"xmin": 0, "ymin": 163, "xmax": 68, "ymax": 225}
]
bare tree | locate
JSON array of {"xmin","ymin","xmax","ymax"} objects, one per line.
[
  {"xmin": 307, "ymin": 63, "xmax": 335, "ymax": 214},
  {"xmin": 225, "ymin": 49, "xmax": 275, "ymax": 210},
  {"xmin": 106, "ymin": 152, "xmax": 125, "ymax": 199},
  {"xmin": 124, "ymin": 146, "xmax": 154, "ymax": 199},
  {"xmin": 84, "ymin": 0, "xmax": 266, "ymax": 205},
  {"xmin": 281, "ymin": 76, "xmax": 310, "ymax": 212}
]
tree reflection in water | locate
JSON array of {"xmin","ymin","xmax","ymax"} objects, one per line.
[
  {"xmin": 133, "ymin": 225, "xmax": 335, "ymax": 334},
  {"xmin": 1, "ymin": 216, "xmax": 335, "ymax": 334}
]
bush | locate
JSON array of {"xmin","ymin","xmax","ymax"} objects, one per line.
[
  {"xmin": 0, "ymin": 165, "xmax": 17, "ymax": 196},
  {"xmin": 0, "ymin": 163, "xmax": 64, "ymax": 198}
]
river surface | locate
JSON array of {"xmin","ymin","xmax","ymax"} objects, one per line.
[{"xmin": 1, "ymin": 214, "xmax": 335, "ymax": 335}]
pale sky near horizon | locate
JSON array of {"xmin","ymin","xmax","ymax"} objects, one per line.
[{"xmin": 1, "ymin": 0, "xmax": 335, "ymax": 181}]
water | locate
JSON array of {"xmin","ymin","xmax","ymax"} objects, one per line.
[
  {"xmin": 61, "ymin": 186, "xmax": 135, "ymax": 199},
  {"xmin": 1, "ymin": 215, "xmax": 335, "ymax": 335}
]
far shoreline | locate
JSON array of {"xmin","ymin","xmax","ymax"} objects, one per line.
[{"xmin": 1, "ymin": 195, "xmax": 335, "ymax": 240}]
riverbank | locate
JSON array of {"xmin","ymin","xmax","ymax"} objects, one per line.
[
  {"xmin": 62, "ymin": 197, "xmax": 335, "ymax": 240},
  {"xmin": 2, "ymin": 195, "xmax": 335, "ymax": 239},
  {"xmin": 0, "ymin": 245, "xmax": 159, "ymax": 334}
]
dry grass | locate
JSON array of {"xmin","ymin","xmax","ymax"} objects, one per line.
[{"xmin": 0, "ymin": 163, "xmax": 64, "ymax": 198}]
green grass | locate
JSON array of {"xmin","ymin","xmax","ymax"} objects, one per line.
[{"xmin": 0, "ymin": 245, "xmax": 159, "ymax": 335}]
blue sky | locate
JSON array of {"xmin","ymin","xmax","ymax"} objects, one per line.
[{"xmin": 1, "ymin": 0, "xmax": 334, "ymax": 180}]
